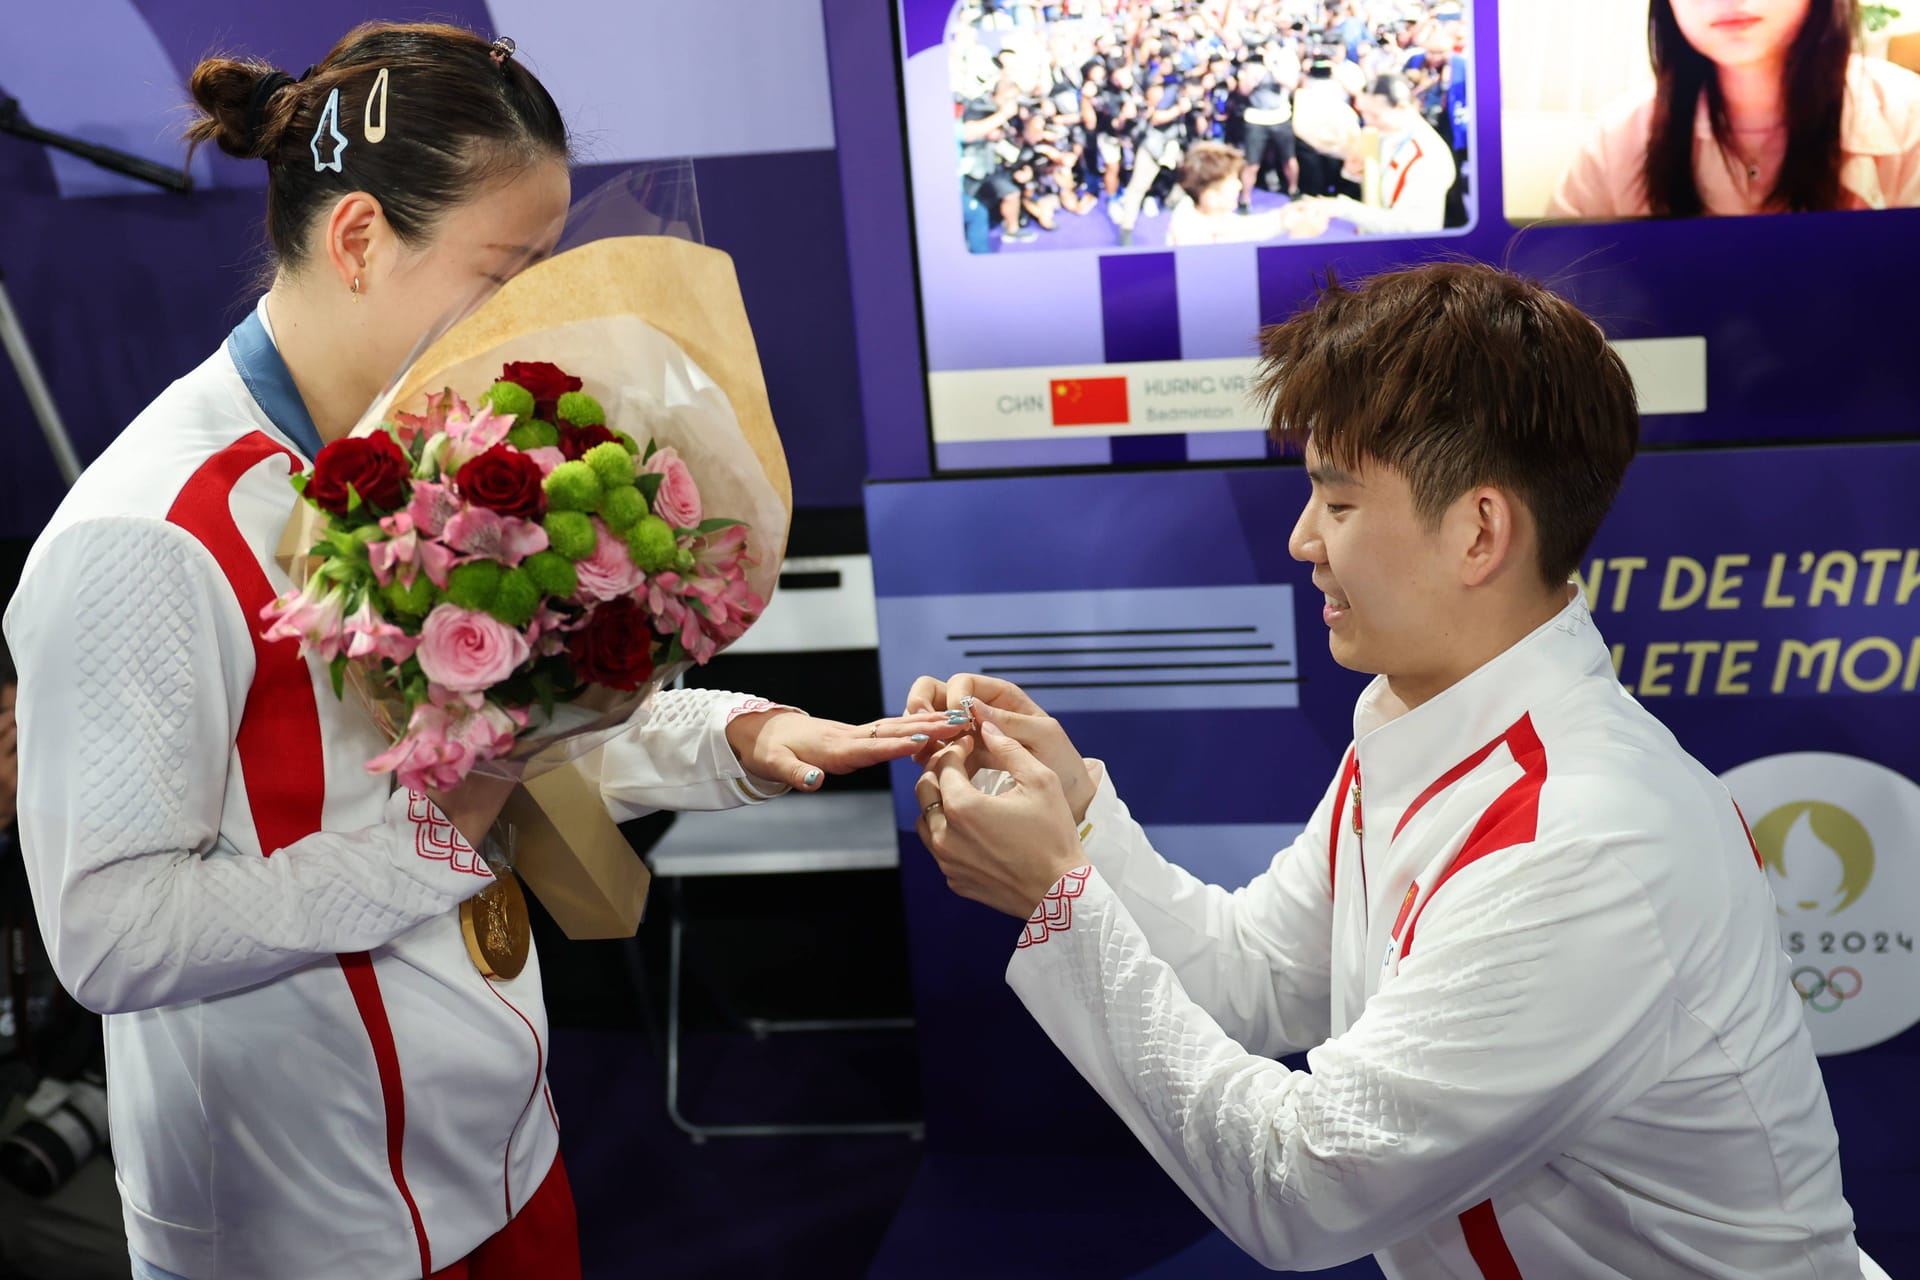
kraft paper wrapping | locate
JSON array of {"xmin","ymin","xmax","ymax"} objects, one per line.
[
  {"xmin": 278, "ymin": 236, "xmax": 792, "ymax": 938},
  {"xmin": 499, "ymin": 744, "xmax": 651, "ymax": 939}
]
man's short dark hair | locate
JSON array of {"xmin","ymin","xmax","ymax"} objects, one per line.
[
  {"xmin": 1254, "ymin": 262, "xmax": 1640, "ymax": 586},
  {"xmin": 1365, "ymin": 73, "xmax": 1411, "ymax": 107}
]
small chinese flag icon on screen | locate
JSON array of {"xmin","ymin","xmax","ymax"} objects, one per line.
[{"xmin": 1049, "ymin": 376, "xmax": 1129, "ymax": 427}]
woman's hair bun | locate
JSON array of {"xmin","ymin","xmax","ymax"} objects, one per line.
[{"xmin": 186, "ymin": 56, "xmax": 295, "ymax": 160}]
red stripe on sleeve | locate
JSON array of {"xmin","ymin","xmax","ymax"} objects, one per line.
[
  {"xmin": 164, "ymin": 432, "xmax": 324, "ymax": 858},
  {"xmin": 1460, "ymin": 1199, "xmax": 1524, "ymax": 1279}
]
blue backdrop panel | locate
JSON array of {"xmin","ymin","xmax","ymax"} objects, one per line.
[{"xmin": 867, "ymin": 441, "xmax": 1920, "ymax": 1277}]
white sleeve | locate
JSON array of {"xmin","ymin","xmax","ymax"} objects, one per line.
[
  {"xmin": 596, "ymin": 689, "xmax": 794, "ymax": 822},
  {"xmin": 1335, "ymin": 154, "xmax": 1451, "ymax": 234},
  {"xmin": 1005, "ymin": 846, "xmax": 1673, "ymax": 1272},
  {"xmin": 4, "ymin": 518, "xmax": 500, "ymax": 1017},
  {"xmin": 1073, "ymin": 762, "xmax": 1336, "ymax": 1057}
]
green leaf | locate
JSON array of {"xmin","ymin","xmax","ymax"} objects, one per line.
[
  {"xmin": 635, "ymin": 472, "xmax": 665, "ymax": 507},
  {"xmin": 643, "ymin": 438, "xmax": 659, "ymax": 463},
  {"xmin": 329, "ymin": 655, "xmax": 349, "ymax": 700},
  {"xmin": 689, "ymin": 517, "xmax": 746, "ymax": 537},
  {"xmin": 290, "ymin": 473, "xmax": 310, "ymax": 496},
  {"xmin": 661, "ymin": 633, "xmax": 686, "ymax": 668},
  {"xmin": 346, "ymin": 484, "xmax": 363, "ymax": 514},
  {"xmin": 530, "ymin": 669, "xmax": 558, "ymax": 721}
]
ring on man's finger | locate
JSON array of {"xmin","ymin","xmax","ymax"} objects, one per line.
[{"xmin": 922, "ymin": 800, "xmax": 944, "ymax": 816}]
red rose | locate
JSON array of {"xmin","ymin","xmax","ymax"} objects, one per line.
[
  {"xmin": 568, "ymin": 598, "xmax": 656, "ymax": 691},
  {"xmin": 456, "ymin": 444, "xmax": 546, "ymax": 520},
  {"xmin": 307, "ymin": 433, "xmax": 411, "ymax": 517},
  {"xmin": 557, "ymin": 421, "xmax": 621, "ymax": 462},
  {"xmin": 501, "ymin": 361, "xmax": 582, "ymax": 413}
]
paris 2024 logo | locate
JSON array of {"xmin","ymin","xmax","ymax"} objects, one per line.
[{"xmin": 1723, "ymin": 753, "xmax": 1920, "ymax": 1055}]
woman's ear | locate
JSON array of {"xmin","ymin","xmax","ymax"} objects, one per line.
[{"xmin": 321, "ymin": 192, "xmax": 384, "ymax": 293}]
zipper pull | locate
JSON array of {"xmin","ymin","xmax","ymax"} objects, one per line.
[{"xmin": 1350, "ymin": 775, "xmax": 1364, "ymax": 837}]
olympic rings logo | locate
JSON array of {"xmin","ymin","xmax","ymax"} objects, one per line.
[{"xmin": 1792, "ymin": 966, "xmax": 1864, "ymax": 1014}]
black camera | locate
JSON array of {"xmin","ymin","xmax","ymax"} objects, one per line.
[{"xmin": 0, "ymin": 1072, "xmax": 108, "ymax": 1198}]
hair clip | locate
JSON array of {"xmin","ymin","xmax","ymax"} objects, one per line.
[
  {"xmin": 489, "ymin": 36, "xmax": 517, "ymax": 67},
  {"xmin": 364, "ymin": 67, "xmax": 390, "ymax": 144},
  {"xmin": 311, "ymin": 86, "xmax": 348, "ymax": 173}
]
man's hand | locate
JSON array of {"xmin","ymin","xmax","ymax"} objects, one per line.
[
  {"xmin": 725, "ymin": 709, "xmax": 968, "ymax": 792},
  {"xmin": 903, "ymin": 674, "xmax": 1098, "ymax": 822},
  {"xmin": 1282, "ymin": 198, "xmax": 1334, "ymax": 238},
  {"xmin": 914, "ymin": 724, "xmax": 1085, "ymax": 919}
]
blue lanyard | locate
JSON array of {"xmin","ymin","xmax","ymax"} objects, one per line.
[{"xmin": 225, "ymin": 308, "xmax": 324, "ymax": 462}]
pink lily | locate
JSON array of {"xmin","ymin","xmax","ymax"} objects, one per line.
[
  {"xmin": 369, "ymin": 513, "xmax": 458, "ymax": 590},
  {"xmin": 366, "ymin": 700, "xmax": 474, "ymax": 792},
  {"xmin": 440, "ymin": 402, "xmax": 516, "ymax": 471},
  {"xmin": 394, "ymin": 389, "xmax": 469, "ymax": 447},
  {"xmin": 405, "ymin": 480, "xmax": 464, "ymax": 540},
  {"xmin": 527, "ymin": 604, "xmax": 578, "ymax": 657},
  {"xmin": 342, "ymin": 597, "xmax": 421, "ymax": 665},
  {"xmin": 260, "ymin": 579, "xmax": 350, "ymax": 663},
  {"xmin": 524, "ymin": 446, "xmax": 566, "ymax": 477},
  {"xmin": 442, "ymin": 506, "xmax": 550, "ymax": 567}
]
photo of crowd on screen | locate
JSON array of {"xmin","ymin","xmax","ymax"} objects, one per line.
[
  {"xmin": 948, "ymin": 0, "xmax": 1474, "ymax": 254},
  {"xmin": 1503, "ymin": 0, "xmax": 1920, "ymax": 221}
]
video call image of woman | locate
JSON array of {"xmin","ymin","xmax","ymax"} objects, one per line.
[{"xmin": 1548, "ymin": 0, "xmax": 1920, "ymax": 217}]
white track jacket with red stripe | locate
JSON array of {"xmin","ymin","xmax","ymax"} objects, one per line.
[
  {"xmin": 5, "ymin": 330, "xmax": 788, "ymax": 1279},
  {"xmin": 1007, "ymin": 594, "xmax": 1870, "ymax": 1278}
]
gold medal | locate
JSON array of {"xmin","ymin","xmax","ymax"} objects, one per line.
[{"xmin": 461, "ymin": 869, "xmax": 531, "ymax": 981}]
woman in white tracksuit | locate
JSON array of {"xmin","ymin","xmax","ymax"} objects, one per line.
[{"xmin": 4, "ymin": 23, "xmax": 956, "ymax": 1279}]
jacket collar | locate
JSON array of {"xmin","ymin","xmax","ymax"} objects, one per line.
[{"xmin": 1350, "ymin": 590, "xmax": 1609, "ymax": 814}]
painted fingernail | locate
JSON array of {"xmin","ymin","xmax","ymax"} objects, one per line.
[
  {"xmin": 802, "ymin": 769, "xmax": 821, "ymax": 788},
  {"xmin": 911, "ymin": 734, "xmax": 930, "ymax": 743},
  {"xmin": 947, "ymin": 713, "xmax": 969, "ymax": 724}
]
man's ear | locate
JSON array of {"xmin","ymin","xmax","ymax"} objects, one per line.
[{"xmin": 1456, "ymin": 485, "xmax": 1525, "ymax": 589}]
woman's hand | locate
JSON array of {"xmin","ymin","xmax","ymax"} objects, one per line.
[
  {"xmin": 725, "ymin": 709, "xmax": 970, "ymax": 792},
  {"xmin": 903, "ymin": 674, "xmax": 1098, "ymax": 823}
]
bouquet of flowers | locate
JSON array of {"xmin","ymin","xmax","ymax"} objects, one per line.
[{"xmin": 261, "ymin": 357, "xmax": 764, "ymax": 793}]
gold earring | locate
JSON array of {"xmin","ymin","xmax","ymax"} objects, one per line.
[{"xmin": 351, "ymin": 275, "xmax": 362, "ymax": 301}]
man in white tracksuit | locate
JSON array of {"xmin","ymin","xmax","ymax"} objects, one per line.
[{"xmin": 909, "ymin": 262, "xmax": 1879, "ymax": 1278}]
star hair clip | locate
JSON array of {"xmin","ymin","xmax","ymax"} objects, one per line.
[{"xmin": 310, "ymin": 86, "xmax": 349, "ymax": 173}]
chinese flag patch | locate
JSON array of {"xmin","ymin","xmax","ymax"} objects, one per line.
[{"xmin": 1049, "ymin": 376, "xmax": 1130, "ymax": 427}]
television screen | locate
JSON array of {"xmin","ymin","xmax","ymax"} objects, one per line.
[{"xmin": 893, "ymin": 0, "xmax": 1920, "ymax": 474}]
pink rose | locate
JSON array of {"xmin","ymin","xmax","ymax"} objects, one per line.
[
  {"xmin": 416, "ymin": 605, "xmax": 532, "ymax": 692},
  {"xmin": 645, "ymin": 447, "xmax": 703, "ymax": 530},
  {"xmin": 575, "ymin": 521, "xmax": 647, "ymax": 602}
]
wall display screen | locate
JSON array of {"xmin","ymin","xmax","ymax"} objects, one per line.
[{"xmin": 895, "ymin": 0, "xmax": 1920, "ymax": 474}]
